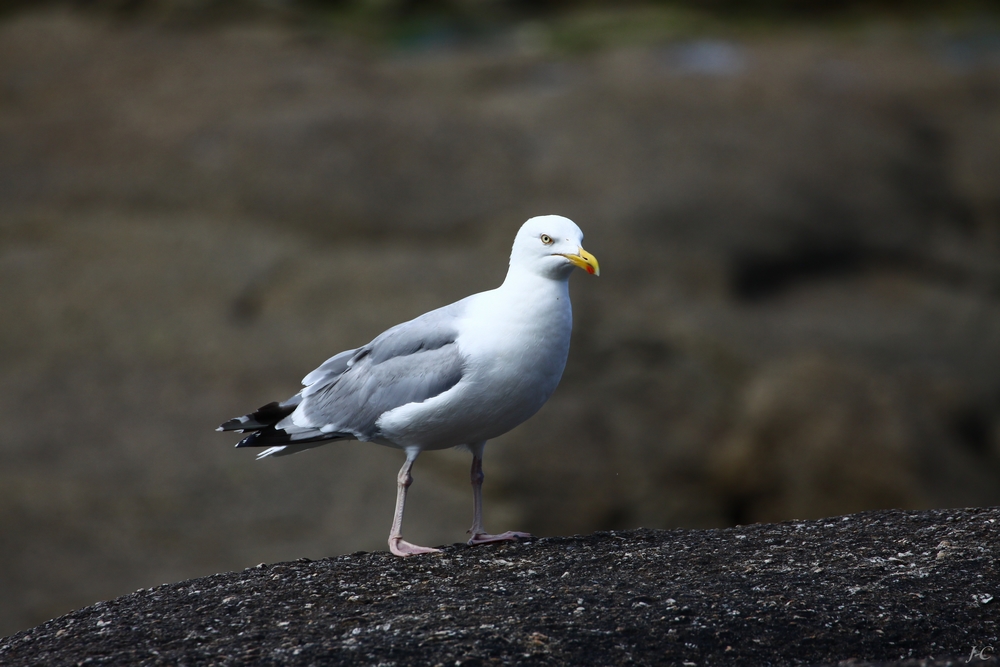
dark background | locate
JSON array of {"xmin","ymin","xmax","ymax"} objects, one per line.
[{"xmin": 2, "ymin": 0, "xmax": 1000, "ymax": 638}]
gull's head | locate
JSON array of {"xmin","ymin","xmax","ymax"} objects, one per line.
[{"xmin": 509, "ymin": 215, "xmax": 600, "ymax": 279}]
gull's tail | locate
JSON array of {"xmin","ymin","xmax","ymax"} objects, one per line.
[{"xmin": 218, "ymin": 396, "xmax": 349, "ymax": 458}]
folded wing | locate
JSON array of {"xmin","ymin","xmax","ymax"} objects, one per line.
[{"xmin": 219, "ymin": 301, "xmax": 468, "ymax": 457}]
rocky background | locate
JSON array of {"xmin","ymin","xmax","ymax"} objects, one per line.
[{"xmin": 2, "ymin": 0, "xmax": 1000, "ymax": 638}]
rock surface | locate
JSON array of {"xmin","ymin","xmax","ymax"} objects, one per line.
[{"xmin": 2, "ymin": 507, "xmax": 997, "ymax": 666}]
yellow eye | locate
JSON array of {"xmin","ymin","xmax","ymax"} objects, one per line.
[{"xmin": 540, "ymin": 234, "xmax": 554, "ymax": 245}]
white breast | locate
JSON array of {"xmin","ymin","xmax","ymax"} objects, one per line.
[{"xmin": 375, "ymin": 273, "xmax": 573, "ymax": 450}]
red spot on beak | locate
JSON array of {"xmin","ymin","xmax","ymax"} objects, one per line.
[{"xmin": 586, "ymin": 266, "xmax": 595, "ymax": 275}]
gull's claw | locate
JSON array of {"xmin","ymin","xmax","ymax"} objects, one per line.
[
  {"xmin": 467, "ymin": 531, "xmax": 533, "ymax": 546},
  {"xmin": 389, "ymin": 537, "xmax": 442, "ymax": 557}
]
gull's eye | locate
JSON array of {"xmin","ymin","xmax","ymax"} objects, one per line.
[{"xmin": 540, "ymin": 234, "xmax": 554, "ymax": 245}]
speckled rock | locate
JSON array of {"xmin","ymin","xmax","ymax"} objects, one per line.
[{"xmin": 2, "ymin": 507, "xmax": 997, "ymax": 666}]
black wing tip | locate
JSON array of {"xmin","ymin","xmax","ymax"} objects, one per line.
[
  {"xmin": 218, "ymin": 400, "xmax": 299, "ymax": 435},
  {"xmin": 235, "ymin": 431, "xmax": 263, "ymax": 448},
  {"xmin": 218, "ymin": 419, "xmax": 244, "ymax": 432},
  {"xmin": 234, "ymin": 428, "xmax": 350, "ymax": 448}
]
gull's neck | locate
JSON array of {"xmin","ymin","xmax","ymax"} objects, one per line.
[
  {"xmin": 500, "ymin": 263, "xmax": 573, "ymax": 293},
  {"xmin": 458, "ymin": 261, "xmax": 573, "ymax": 358}
]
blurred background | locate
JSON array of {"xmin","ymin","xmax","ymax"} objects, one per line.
[{"xmin": 2, "ymin": 0, "xmax": 1000, "ymax": 637}]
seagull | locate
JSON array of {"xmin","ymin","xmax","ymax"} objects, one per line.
[{"xmin": 218, "ymin": 215, "xmax": 599, "ymax": 557}]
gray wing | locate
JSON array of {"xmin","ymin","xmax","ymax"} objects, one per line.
[
  {"xmin": 282, "ymin": 299, "xmax": 469, "ymax": 441},
  {"xmin": 301, "ymin": 348, "xmax": 358, "ymax": 396}
]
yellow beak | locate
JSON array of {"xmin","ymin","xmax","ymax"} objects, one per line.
[{"xmin": 558, "ymin": 247, "xmax": 600, "ymax": 276}]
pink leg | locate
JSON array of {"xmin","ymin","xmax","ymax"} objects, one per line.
[
  {"xmin": 467, "ymin": 442, "xmax": 532, "ymax": 546},
  {"xmin": 388, "ymin": 448, "xmax": 441, "ymax": 557}
]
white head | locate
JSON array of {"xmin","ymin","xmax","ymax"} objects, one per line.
[{"xmin": 508, "ymin": 215, "xmax": 600, "ymax": 280}]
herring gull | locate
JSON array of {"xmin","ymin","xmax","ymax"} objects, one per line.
[{"xmin": 218, "ymin": 215, "xmax": 599, "ymax": 556}]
